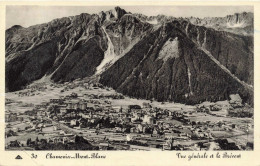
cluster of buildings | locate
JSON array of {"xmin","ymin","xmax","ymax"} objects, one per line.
[
  {"xmin": 21, "ymin": 91, "xmax": 245, "ymax": 150},
  {"xmin": 5, "ymin": 80, "xmax": 253, "ymax": 151}
]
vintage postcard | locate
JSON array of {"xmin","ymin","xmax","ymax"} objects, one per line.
[{"xmin": 0, "ymin": 1, "xmax": 260, "ymax": 166}]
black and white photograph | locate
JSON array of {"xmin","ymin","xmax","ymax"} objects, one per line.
[{"xmin": 5, "ymin": 5, "xmax": 254, "ymax": 151}]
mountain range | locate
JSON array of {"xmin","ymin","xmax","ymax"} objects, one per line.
[{"xmin": 5, "ymin": 6, "xmax": 254, "ymax": 105}]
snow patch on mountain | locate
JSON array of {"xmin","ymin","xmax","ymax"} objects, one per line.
[
  {"xmin": 187, "ymin": 67, "xmax": 193, "ymax": 95},
  {"xmin": 158, "ymin": 37, "xmax": 179, "ymax": 61},
  {"xmin": 147, "ymin": 20, "xmax": 158, "ymax": 25},
  {"xmin": 96, "ymin": 27, "xmax": 116, "ymax": 74},
  {"xmin": 226, "ymin": 22, "xmax": 245, "ymax": 28}
]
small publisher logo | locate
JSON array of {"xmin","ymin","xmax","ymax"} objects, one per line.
[{"xmin": 15, "ymin": 155, "xmax": 23, "ymax": 160}]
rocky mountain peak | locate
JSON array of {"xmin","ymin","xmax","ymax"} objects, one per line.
[
  {"xmin": 101, "ymin": 6, "xmax": 127, "ymax": 21},
  {"xmin": 8, "ymin": 25, "xmax": 23, "ymax": 30},
  {"xmin": 6, "ymin": 25, "xmax": 23, "ymax": 34},
  {"xmin": 114, "ymin": 6, "xmax": 127, "ymax": 18}
]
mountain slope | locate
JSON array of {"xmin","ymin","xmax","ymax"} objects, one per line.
[
  {"xmin": 6, "ymin": 7, "xmax": 152, "ymax": 91},
  {"xmin": 100, "ymin": 21, "xmax": 253, "ymax": 105},
  {"xmin": 5, "ymin": 7, "xmax": 254, "ymax": 105},
  {"xmin": 6, "ymin": 13, "xmax": 107, "ymax": 91}
]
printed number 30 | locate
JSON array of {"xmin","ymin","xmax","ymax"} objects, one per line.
[{"xmin": 31, "ymin": 153, "xmax": 37, "ymax": 159}]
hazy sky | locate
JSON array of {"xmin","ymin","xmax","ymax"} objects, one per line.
[{"xmin": 6, "ymin": 6, "xmax": 253, "ymax": 29}]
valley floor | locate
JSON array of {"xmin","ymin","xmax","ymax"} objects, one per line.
[{"xmin": 5, "ymin": 78, "xmax": 254, "ymax": 151}]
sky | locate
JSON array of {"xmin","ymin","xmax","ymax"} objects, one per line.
[{"xmin": 6, "ymin": 6, "xmax": 254, "ymax": 29}]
